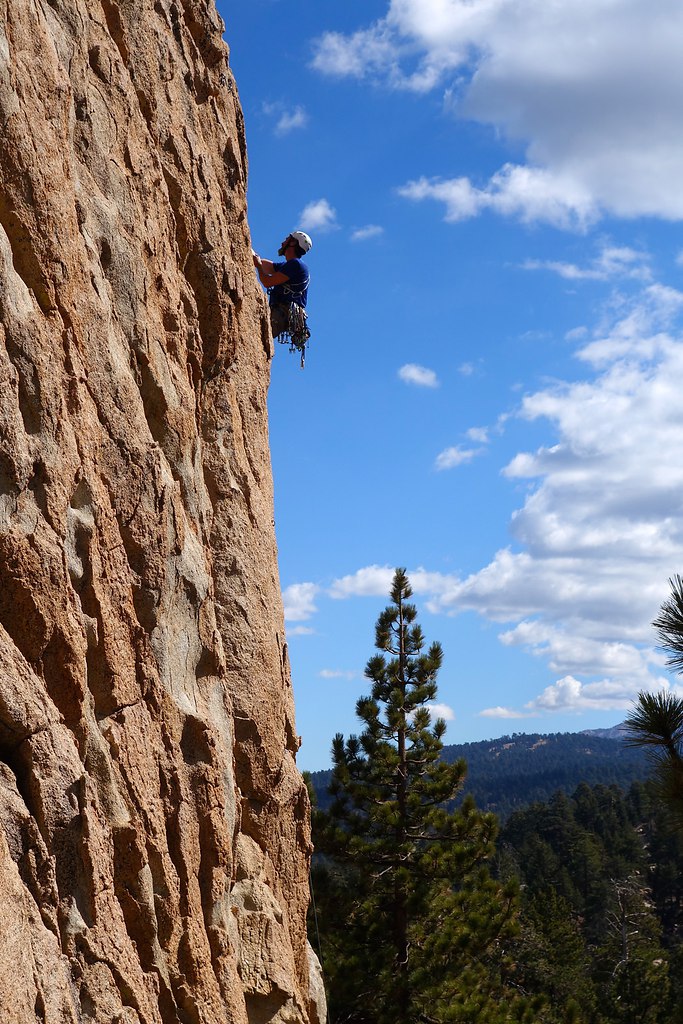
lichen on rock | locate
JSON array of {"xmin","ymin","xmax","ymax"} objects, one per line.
[{"xmin": 0, "ymin": 0, "xmax": 320, "ymax": 1020}]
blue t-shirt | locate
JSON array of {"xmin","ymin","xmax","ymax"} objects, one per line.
[{"xmin": 269, "ymin": 258, "xmax": 309, "ymax": 309}]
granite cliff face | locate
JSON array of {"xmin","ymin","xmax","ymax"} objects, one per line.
[{"xmin": 0, "ymin": 1, "xmax": 320, "ymax": 1021}]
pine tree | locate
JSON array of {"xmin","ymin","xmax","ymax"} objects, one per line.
[
  {"xmin": 311, "ymin": 569, "xmax": 538, "ymax": 1024},
  {"xmin": 624, "ymin": 576, "xmax": 683, "ymax": 827},
  {"xmin": 595, "ymin": 875, "xmax": 671, "ymax": 1024}
]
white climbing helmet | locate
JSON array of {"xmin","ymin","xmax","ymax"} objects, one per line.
[{"xmin": 290, "ymin": 230, "xmax": 312, "ymax": 254}]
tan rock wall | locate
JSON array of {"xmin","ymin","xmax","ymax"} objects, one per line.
[{"xmin": 0, "ymin": 0, "xmax": 316, "ymax": 1020}]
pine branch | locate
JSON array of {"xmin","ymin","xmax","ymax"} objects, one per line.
[{"xmin": 652, "ymin": 574, "xmax": 683, "ymax": 673}]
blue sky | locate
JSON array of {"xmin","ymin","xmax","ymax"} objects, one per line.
[{"xmin": 217, "ymin": 0, "xmax": 683, "ymax": 771}]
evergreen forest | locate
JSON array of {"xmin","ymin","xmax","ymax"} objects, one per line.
[{"xmin": 498, "ymin": 779, "xmax": 683, "ymax": 1022}]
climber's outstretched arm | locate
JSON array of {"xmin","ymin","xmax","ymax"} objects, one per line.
[{"xmin": 253, "ymin": 252, "xmax": 289, "ymax": 288}]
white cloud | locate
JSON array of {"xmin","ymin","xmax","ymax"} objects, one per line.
[
  {"xmin": 481, "ymin": 677, "xmax": 683, "ymax": 716},
  {"xmin": 428, "ymin": 284, "xmax": 683, "ymax": 709},
  {"xmin": 479, "ymin": 706, "xmax": 529, "ymax": 719},
  {"xmin": 525, "ymin": 675, "xmax": 634, "ymax": 713},
  {"xmin": 319, "ymin": 668, "xmax": 357, "ymax": 680},
  {"xmin": 287, "ymin": 625, "xmax": 316, "ymax": 636},
  {"xmin": 434, "ymin": 445, "xmax": 481, "ymax": 470},
  {"xmin": 299, "ymin": 198, "xmax": 338, "ymax": 233},
  {"xmin": 521, "ymin": 676, "xmax": 683, "ymax": 715},
  {"xmin": 427, "ymin": 701, "xmax": 455, "ymax": 721},
  {"xmin": 458, "ymin": 362, "xmax": 475, "ymax": 376},
  {"xmin": 328, "ymin": 565, "xmax": 453, "ymax": 600},
  {"xmin": 499, "ymin": 620, "xmax": 664, "ymax": 683},
  {"xmin": 407, "ymin": 569, "xmax": 456, "ymax": 596},
  {"xmin": 326, "ymin": 281, "xmax": 683, "ymax": 718},
  {"xmin": 398, "ymin": 362, "xmax": 439, "ymax": 388},
  {"xmin": 329, "ymin": 565, "xmax": 395, "ymax": 599},
  {"xmin": 313, "ymin": 1, "xmax": 683, "ymax": 224},
  {"xmin": 282, "ymin": 582, "xmax": 319, "ymax": 622},
  {"xmin": 351, "ymin": 224, "xmax": 384, "ymax": 241},
  {"xmin": 398, "ymin": 166, "xmax": 596, "ymax": 230}
]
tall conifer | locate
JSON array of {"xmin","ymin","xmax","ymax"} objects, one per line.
[{"xmin": 312, "ymin": 569, "xmax": 537, "ymax": 1023}]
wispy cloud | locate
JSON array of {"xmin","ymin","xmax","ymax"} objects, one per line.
[
  {"xmin": 565, "ymin": 326, "xmax": 589, "ymax": 342},
  {"xmin": 311, "ymin": 24, "xmax": 402, "ymax": 81},
  {"xmin": 523, "ymin": 244, "xmax": 651, "ymax": 282},
  {"xmin": 398, "ymin": 363, "xmax": 439, "ymax": 388},
  {"xmin": 351, "ymin": 224, "xmax": 384, "ymax": 242},
  {"xmin": 276, "ymin": 106, "xmax": 308, "ymax": 135},
  {"xmin": 466, "ymin": 426, "xmax": 489, "ymax": 444},
  {"xmin": 263, "ymin": 101, "xmax": 309, "ymax": 136},
  {"xmin": 299, "ymin": 198, "xmax": 338, "ymax": 233},
  {"xmin": 313, "ymin": 1, "xmax": 683, "ymax": 225},
  {"xmin": 319, "ymin": 668, "xmax": 358, "ymax": 680},
  {"xmin": 434, "ymin": 445, "xmax": 482, "ymax": 470}
]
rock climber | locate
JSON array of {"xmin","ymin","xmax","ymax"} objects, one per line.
[{"xmin": 252, "ymin": 230, "xmax": 312, "ymax": 341}]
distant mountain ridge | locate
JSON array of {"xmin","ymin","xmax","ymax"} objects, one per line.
[
  {"xmin": 309, "ymin": 726, "xmax": 649, "ymax": 821},
  {"xmin": 580, "ymin": 723, "xmax": 629, "ymax": 740}
]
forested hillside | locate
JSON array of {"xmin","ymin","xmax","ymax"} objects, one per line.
[
  {"xmin": 498, "ymin": 780, "xmax": 683, "ymax": 1022},
  {"xmin": 310, "ymin": 729, "xmax": 649, "ymax": 820},
  {"xmin": 310, "ymin": 776, "xmax": 683, "ymax": 1022}
]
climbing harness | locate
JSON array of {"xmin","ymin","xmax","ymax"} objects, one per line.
[{"xmin": 270, "ymin": 290, "xmax": 311, "ymax": 369}]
